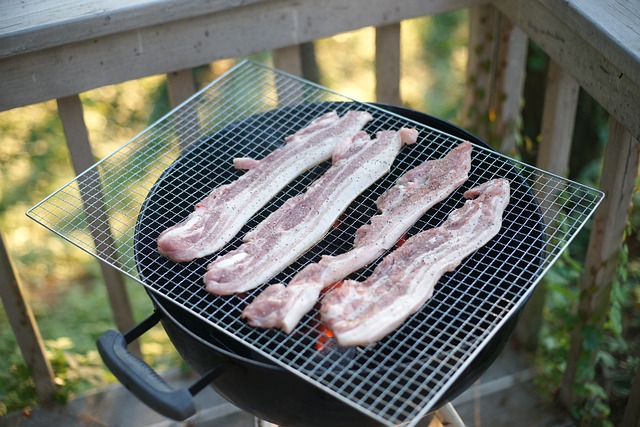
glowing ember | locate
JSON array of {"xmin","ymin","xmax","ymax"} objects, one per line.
[
  {"xmin": 315, "ymin": 282, "xmax": 343, "ymax": 350},
  {"xmin": 315, "ymin": 322, "xmax": 335, "ymax": 351},
  {"xmin": 322, "ymin": 280, "xmax": 345, "ymax": 295},
  {"xmin": 331, "ymin": 213, "xmax": 345, "ymax": 230},
  {"xmin": 394, "ymin": 233, "xmax": 407, "ymax": 249}
]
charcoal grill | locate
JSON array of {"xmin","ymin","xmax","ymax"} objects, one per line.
[{"xmin": 27, "ymin": 60, "xmax": 603, "ymax": 427}]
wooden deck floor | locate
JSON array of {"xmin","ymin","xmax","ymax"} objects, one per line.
[{"xmin": 0, "ymin": 341, "xmax": 573, "ymax": 427}]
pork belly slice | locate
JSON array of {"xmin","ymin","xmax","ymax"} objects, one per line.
[
  {"xmin": 204, "ymin": 128, "xmax": 419, "ymax": 295},
  {"xmin": 242, "ymin": 141, "xmax": 472, "ymax": 332},
  {"xmin": 320, "ymin": 178, "xmax": 510, "ymax": 347},
  {"xmin": 156, "ymin": 110, "xmax": 373, "ymax": 262}
]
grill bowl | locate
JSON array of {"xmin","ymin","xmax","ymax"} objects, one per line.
[
  {"xmin": 149, "ymin": 286, "xmax": 519, "ymax": 426},
  {"xmin": 134, "ymin": 103, "xmax": 542, "ymax": 426}
]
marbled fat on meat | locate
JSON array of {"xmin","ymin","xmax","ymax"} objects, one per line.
[
  {"xmin": 320, "ymin": 178, "xmax": 510, "ymax": 347},
  {"xmin": 242, "ymin": 141, "xmax": 473, "ymax": 332},
  {"xmin": 156, "ymin": 110, "xmax": 372, "ymax": 262},
  {"xmin": 204, "ymin": 127, "xmax": 418, "ymax": 295}
]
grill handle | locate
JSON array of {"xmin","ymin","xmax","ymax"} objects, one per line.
[{"xmin": 97, "ymin": 311, "xmax": 223, "ymax": 421}]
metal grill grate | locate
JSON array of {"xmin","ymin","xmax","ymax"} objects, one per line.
[{"xmin": 28, "ymin": 60, "xmax": 603, "ymax": 426}]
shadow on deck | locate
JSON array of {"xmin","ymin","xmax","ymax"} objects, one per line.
[{"xmin": 0, "ymin": 341, "xmax": 573, "ymax": 427}]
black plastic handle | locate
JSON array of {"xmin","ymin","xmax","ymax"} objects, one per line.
[{"xmin": 97, "ymin": 311, "xmax": 222, "ymax": 421}]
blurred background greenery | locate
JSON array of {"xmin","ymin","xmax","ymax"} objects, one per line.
[{"xmin": 0, "ymin": 10, "xmax": 638, "ymax": 425}]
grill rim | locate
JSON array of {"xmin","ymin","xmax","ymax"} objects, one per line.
[
  {"xmin": 142, "ymin": 100, "xmax": 531, "ymax": 420},
  {"xmin": 133, "ymin": 100, "xmax": 547, "ymax": 425}
]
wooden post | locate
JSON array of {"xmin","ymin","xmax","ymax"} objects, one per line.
[
  {"xmin": 560, "ymin": 119, "xmax": 639, "ymax": 407},
  {"xmin": 300, "ymin": 42, "xmax": 320, "ymax": 83},
  {"xmin": 167, "ymin": 69, "xmax": 201, "ymax": 152},
  {"xmin": 167, "ymin": 69, "xmax": 197, "ymax": 107},
  {"xmin": 536, "ymin": 61, "xmax": 580, "ymax": 174},
  {"xmin": 56, "ymin": 95, "xmax": 140, "ymax": 356},
  {"xmin": 515, "ymin": 60, "xmax": 580, "ymax": 351},
  {"xmin": 0, "ymin": 230, "xmax": 57, "ymax": 402},
  {"xmin": 491, "ymin": 16, "xmax": 527, "ymax": 155},
  {"xmin": 462, "ymin": 4, "xmax": 498, "ymax": 144},
  {"xmin": 375, "ymin": 23, "xmax": 402, "ymax": 106},
  {"xmin": 463, "ymin": 6, "xmax": 527, "ymax": 152},
  {"xmin": 273, "ymin": 45, "xmax": 304, "ymax": 105},
  {"xmin": 273, "ymin": 45, "xmax": 303, "ymax": 77}
]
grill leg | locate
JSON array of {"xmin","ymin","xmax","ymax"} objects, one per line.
[
  {"xmin": 254, "ymin": 418, "xmax": 278, "ymax": 427},
  {"xmin": 433, "ymin": 403, "xmax": 466, "ymax": 426}
]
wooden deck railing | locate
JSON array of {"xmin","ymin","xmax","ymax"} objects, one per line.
[{"xmin": 1, "ymin": 0, "xmax": 638, "ymax": 424}]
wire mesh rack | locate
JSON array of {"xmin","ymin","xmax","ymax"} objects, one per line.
[{"xmin": 27, "ymin": 60, "xmax": 603, "ymax": 426}]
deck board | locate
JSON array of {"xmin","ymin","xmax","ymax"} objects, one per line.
[
  {"xmin": 0, "ymin": 0, "xmax": 268, "ymax": 57},
  {"xmin": 539, "ymin": 0, "xmax": 640, "ymax": 86}
]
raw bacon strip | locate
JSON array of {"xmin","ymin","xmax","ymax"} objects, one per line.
[
  {"xmin": 204, "ymin": 128, "xmax": 419, "ymax": 295},
  {"xmin": 156, "ymin": 110, "xmax": 373, "ymax": 262},
  {"xmin": 242, "ymin": 141, "xmax": 472, "ymax": 332},
  {"xmin": 321, "ymin": 178, "xmax": 510, "ymax": 347}
]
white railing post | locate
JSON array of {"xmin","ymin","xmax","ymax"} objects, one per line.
[
  {"xmin": 515, "ymin": 60, "xmax": 580, "ymax": 351},
  {"xmin": 560, "ymin": 119, "xmax": 639, "ymax": 407},
  {"xmin": 375, "ymin": 23, "xmax": 402, "ymax": 106},
  {"xmin": 167, "ymin": 69, "xmax": 202, "ymax": 151},
  {"xmin": 56, "ymin": 95, "xmax": 140, "ymax": 356},
  {"xmin": 463, "ymin": 5, "xmax": 527, "ymax": 152}
]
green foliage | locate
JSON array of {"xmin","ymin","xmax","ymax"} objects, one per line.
[
  {"xmin": 533, "ymin": 251, "xmax": 580, "ymax": 398},
  {"xmin": 0, "ymin": 336, "xmax": 110, "ymax": 416},
  {"xmin": 534, "ymin": 238, "xmax": 640, "ymax": 426},
  {"xmin": 417, "ymin": 10, "xmax": 468, "ymax": 121},
  {"xmin": 523, "ymin": 38, "xmax": 638, "ymax": 425},
  {"xmin": 0, "ymin": 103, "xmax": 70, "ymax": 220},
  {"xmin": 45, "ymin": 338, "xmax": 107, "ymax": 402},
  {"xmin": 0, "ymin": 276, "xmax": 182, "ymax": 415},
  {"xmin": 0, "ymin": 338, "xmax": 38, "ymax": 416}
]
